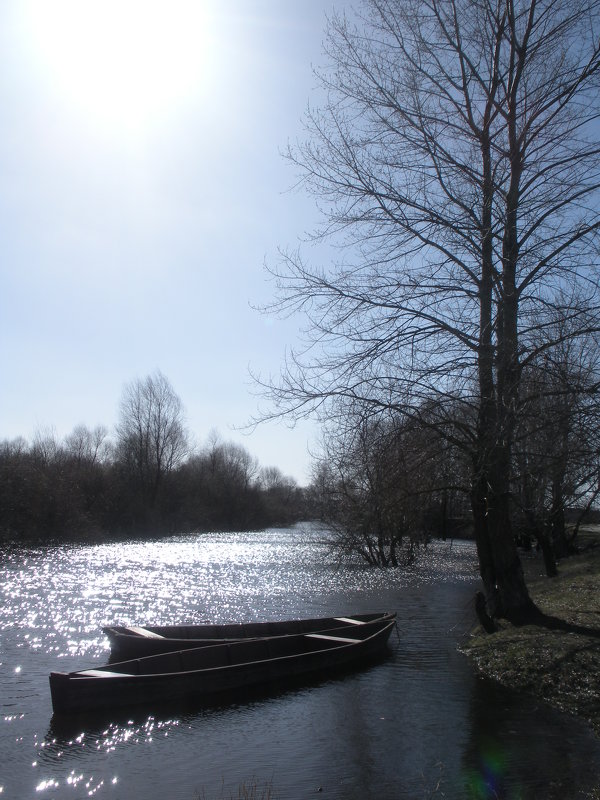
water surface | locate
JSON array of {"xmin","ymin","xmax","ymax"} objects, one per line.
[{"xmin": 1, "ymin": 524, "xmax": 599, "ymax": 799}]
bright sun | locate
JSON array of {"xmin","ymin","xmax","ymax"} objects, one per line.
[{"xmin": 24, "ymin": 0, "xmax": 215, "ymax": 137}]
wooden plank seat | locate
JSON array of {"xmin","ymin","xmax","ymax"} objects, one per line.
[
  {"xmin": 123, "ymin": 626, "xmax": 165, "ymax": 638},
  {"xmin": 305, "ymin": 633, "xmax": 361, "ymax": 644},
  {"xmin": 77, "ymin": 669, "xmax": 130, "ymax": 678}
]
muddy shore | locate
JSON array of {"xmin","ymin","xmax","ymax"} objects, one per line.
[{"xmin": 462, "ymin": 529, "xmax": 600, "ymax": 740}]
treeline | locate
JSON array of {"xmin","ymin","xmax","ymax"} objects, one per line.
[{"xmin": 0, "ymin": 373, "xmax": 305, "ymax": 542}]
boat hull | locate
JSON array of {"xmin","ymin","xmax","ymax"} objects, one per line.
[{"xmin": 50, "ymin": 619, "xmax": 396, "ymax": 715}]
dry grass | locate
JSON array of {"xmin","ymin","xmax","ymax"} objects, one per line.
[{"xmin": 462, "ymin": 527, "xmax": 600, "ymax": 737}]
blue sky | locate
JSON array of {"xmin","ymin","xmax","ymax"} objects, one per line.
[{"xmin": 0, "ymin": 1, "xmax": 349, "ymax": 484}]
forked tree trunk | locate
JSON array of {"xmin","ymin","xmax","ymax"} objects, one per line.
[
  {"xmin": 472, "ymin": 405, "xmax": 536, "ymax": 622},
  {"xmin": 469, "ymin": 18, "xmax": 537, "ymax": 623},
  {"xmin": 471, "ymin": 472, "xmax": 536, "ymax": 622}
]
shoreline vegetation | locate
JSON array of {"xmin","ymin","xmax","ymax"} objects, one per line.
[
  {"xmin": 462, "ymin": 526, "xmax": 600, "ymax": 741},
  {"xmin": 0, "ymin": 428, "xmax": 307, "ymax": 543}
]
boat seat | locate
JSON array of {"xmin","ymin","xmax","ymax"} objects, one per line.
[
  {"xmin": 305, "ymin": 633, "xmax": 361, "ymax": 644},
  {"xmin": 123, "ymin": 626, "xmax": 165, "ymax": 639},
  {"xmin": 77, "ymin": 669, "xmax": 129, "ymax": 678},
  {"xmin": 333, "ymin": 617, "xmax": 365, "ymax": 625}
]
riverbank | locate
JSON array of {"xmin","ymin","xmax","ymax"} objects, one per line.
[{"xmin": 462, "ymin": 528, "xmax": 600, "ymax": 740}]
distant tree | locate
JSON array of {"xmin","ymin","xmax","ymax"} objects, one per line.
[
  {"xmin": 208, "ymin": 437, "xmax": 260, "ymax": 493},
  {"xmin": 64, "ymin": 424, "xmax": 111, "ymax": 466},
  {"xmin": 259, "ymin": 466, "xmax": 287, "ymax": 492},
  {"xmin": 259, "ymin": 466, "xmax": 300, "ymax": 524},
  {"xmin": 116, "ymin": 371, "xmax": 189, "ymax": 516},
  {"xmin": 198, "ymin": 434, "xmax": 262, "ymax": 529},
  {"xmin": 60, "ymin": 424, "xmax": 113, "ymax": 535},
  {"xmin": 31, "ymin": 426, "xmax": 60, "ymax": 466}
]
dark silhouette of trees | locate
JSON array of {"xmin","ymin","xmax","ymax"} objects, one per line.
[
  {"xmin": 259, "ymin": 466, "xmax": 301, "ymax": 525},
  {"xmin": 311, "ymin": 405, "xmax": 472, "ymax": 565},
  {"xmin": 314, "ymin": 415, "xmax": 430, "ymax": 566},
  {"xmin": 261, "ymin": 0, "xmax": 600, "ymax": 621},
  {"xmin": 0, "ymin": 437, "xmax": 43, "ymax": 538},
  {"xmin": 0, "ymin": 426, "xmax": 112, "ymax": 540},
  {"xmin": 0, "ymin": 379, "xmax": 303, "ymax": 542},
  {"xmin": 174, "ymin": 434, "xmax": 304, "ymax": 532},
  {"xmin": 179, "ymin": 434, "xmax": 262, "ymax": 530},
  {"xmin": 514, "ymin": 325, "xmax": 600, "ymax": 571}
]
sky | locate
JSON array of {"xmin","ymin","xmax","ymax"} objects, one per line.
[{"xmin": 0, "ymin": 0, "xmax": 351, "ymax": 485}]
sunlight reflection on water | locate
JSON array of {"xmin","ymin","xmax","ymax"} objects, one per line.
[
  {"xmin": 1, "ymin": 523, "xmax": 599, "ymax": 800},
  {"xmin": 0, "ymin": 526, "xmax": 479, "ymax": 662}
]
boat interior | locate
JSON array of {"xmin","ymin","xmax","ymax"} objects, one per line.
[{"xmin": 75, "ymin": 621, "xmax": 394, "ymax": 678}]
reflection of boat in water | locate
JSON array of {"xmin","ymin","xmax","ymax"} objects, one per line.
[
  {"xmin": 50, "ymin": 618, "xmax": 396, "ymax": 714},
  {"xmin": 103, "ymin": 611, "xmax": 397, "ymax": 660}
]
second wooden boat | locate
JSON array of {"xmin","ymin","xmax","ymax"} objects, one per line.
[{"xmin": 103, "ymin": 611, "xmax": 396, "ymax": 659}]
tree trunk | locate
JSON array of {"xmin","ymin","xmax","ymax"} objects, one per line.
[
  {"xmin": 549, "ymin": 467, "xmax": 571, "ymax": 558},
  {"xmin": 472, "ymin": 468, "xmax": 536, "ymax": 621},
  {"xmin": 470, "ymin": 24, "xmax": 538, "ymax": 622},
  {"xmin": 471, "ymin": 472, "xmax": 497, "ymax": 605},
  {"xmin": 472, "ymin": 420, "xmax": 536, "ymax": 622},
  {"xmin": 538, "ymin": 529, "xmax": 558, "ymax": 578},
  {"xmin": 440, "ymin": 492, "xmax": 448, "ymax": 540}
]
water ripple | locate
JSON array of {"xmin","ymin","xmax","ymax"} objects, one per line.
[
  {"xmin": 2, "ymin": 524, "xmax": 597, "ymax": 800},
  {"xmin": 0, "ymin": 526, "xmax": 478, "ymax": 660}
]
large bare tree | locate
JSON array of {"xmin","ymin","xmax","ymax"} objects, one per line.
[{"xmin": 262, "ymin": 0, "xmax": 600, "ymax": 621}]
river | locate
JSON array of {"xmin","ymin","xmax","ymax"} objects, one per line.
[{"xmin": 1, "ymin": 523, "xmax": 599, "ymax": 799}]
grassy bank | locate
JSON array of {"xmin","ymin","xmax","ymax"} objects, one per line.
[{"xmin": 462, "ymin": 528, "xmax": 600, "ymax": 738}]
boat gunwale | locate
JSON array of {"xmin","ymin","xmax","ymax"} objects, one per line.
[{"xmin": 103, "ymin": 611, "xmax": 396, "ymax": 642}]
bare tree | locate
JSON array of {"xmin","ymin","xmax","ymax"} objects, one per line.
[
  {"xmin": 261, "ymin": 0, "xmax": 600, "ymax": 621},
  {"xmin": 31, "ymin": 426, "xmax": 60, "ymax": 466},
  {"xmin": 116, "ymin": 371, "xmax": 189, "ymax": 508},
  {"xmin": 515, "ymin": 323, "xmax": 600, "ymax": 567},
  {"xmin": 201, "ymin": 432, "xmax": 260, "ymax": 491},
  {"xmin": 314, "ymin": 412, "xmax": 436, "ymax": 566},
  {"xmin": 259, "ymin": 465, "xmax": 298, "ymax": 501},
  {"xmin": 313, "ymin": 402, "xmax": 472, "ymax": 565},
  {"xmin": 64, "ymin": 424, "xmax": 111, "ymax": 466}
]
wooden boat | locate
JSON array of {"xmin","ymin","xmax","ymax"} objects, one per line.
[
  {"xmin": 103, "ymin": 611, "xmax": 397, "ymax": 660},
  {"xmin": 50, "ymin": 618, "xmax": 396, "ymax": 714}
]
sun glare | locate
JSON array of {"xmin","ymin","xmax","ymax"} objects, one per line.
[{"xmin": 24, "ymin": 0, "xmax": 215, "ymax": 137}]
